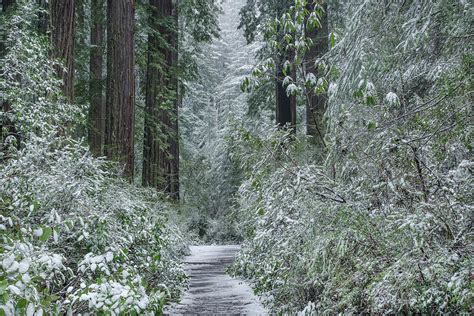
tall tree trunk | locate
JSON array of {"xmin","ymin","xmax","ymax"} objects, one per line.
[
  {"xmin": 275, "ymin": 38, "xmax": 296, "ymax": 132},
  {"xmin": 50, "ymin": 0, "xmax": 75, "ymax": 102},
  {"xmin": 276, "ymin": 59, "xmax": 296, "ymax": 133},
  {"xmin": 105, "ymin": 0, "xmax": 135, "ymax": 179},
  {"xmin": 305, "ymin": 2, "xmax": 328, "ymax": 152},
  {"xmin": 168, "ymin": 3, "xmax": 179, "ymax": 200},
  {"xmin": 274, "ymin": 2, "xmax": 296, "ymax": 133},
  {"xmin": 142, "ymin": 0, "xmax": 179, "ymax": 200},
  {"xmin": 89, "ymin": 0, "xmax": 105, "ymax": 156}
]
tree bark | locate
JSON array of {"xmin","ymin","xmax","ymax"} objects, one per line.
[
  {"xmin": 275, "ymin": 62, "xmax": 296, "ymax": 133},
  {"xmin": 142, "ymin": 0, "xmax": 179, "ymax": 199},
  {"xmin": 50, "ymin": 0, "xmax": 75, "ymax": 102},
  {"xmin": 89, "ymin": 0, "xmax": 105, "ymax": 156},
  {"xmin": 305, "ymin": 2, "xmax": 328, "ymax": 151},
  {"xmin": 105, "ymin": 0, "xmax": 135, "ymax": 179},
  {"xmin": 275, "ymin": 24, "xmax": 296, "ymax": 133}
]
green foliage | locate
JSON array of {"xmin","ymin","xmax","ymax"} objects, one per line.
[
  {"xmin": 239, "ymin": 0, "xmax": 332, "ymax": 107},
  {"xmin": 179, "ymin": 0, "xmax": 221, "ymax": 43}
]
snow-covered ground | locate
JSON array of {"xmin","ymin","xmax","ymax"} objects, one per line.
[{"xmin": 164, "ymin": 245, "xmax": 267, "ymax": 315}]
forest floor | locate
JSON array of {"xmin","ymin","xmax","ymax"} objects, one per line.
[{"xmin": 164, "ymin": 245, "xmax": 267, "ymax": 315}]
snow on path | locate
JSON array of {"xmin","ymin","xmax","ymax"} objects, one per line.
[{"xmin": 164, "ymin": 245, "xmax": 267, "ymax": 315}]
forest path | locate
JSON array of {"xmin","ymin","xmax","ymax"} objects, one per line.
[{"xmin": 164, "ymin": 245, "xmax": 267, "ymax": 315}]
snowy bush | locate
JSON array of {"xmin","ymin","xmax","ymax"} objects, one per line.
[
  {"xmin": 231, "ymin": 127, "xmax": 472, "ymax": 313},
  {"xmin": 0, "ymin": 137, "xmax": 187, "ymax": 315},
  {"xmin": 230, "ymin": 0, "xmax": 473, "ymax": 313},
  {"xmin": 0, "ymin": 2, "xmax": 186, "ymax": 314}
]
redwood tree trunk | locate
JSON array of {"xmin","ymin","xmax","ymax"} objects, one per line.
[
  {"xmin": 142, "ymin": 0, "xmax": 179, "ymax": 199},
  {"xmin": 105, "ymin": 0, "xmax": 135, "ymax": 179},
  {"xmin": 168, "ymin": 2, "xmax": 179, "ymax": 200},
  {"xmin": 275, "ymin": 38, "xmax": 296, "ymax": 133},
  {"xmin": 275, "ymin": 63, "xmax": 296, "ymax": 132},
  {"xmin": 50, "ymin": 0, "xmax": 75, "ymax": 102},
  {"xmin": 306, "ymin": 2, "xmax": 328, "ymax": 151},
  {"xmin": 89, "ymin": 0, "xmax": 105, "ymax": 156}
]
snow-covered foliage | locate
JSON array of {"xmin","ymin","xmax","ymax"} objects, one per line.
[
  {"xmin": 180, "ymin": 0, "xmax": 264, "ymax": 242},
  {"xmin": 230, "ymin": 0, "xmax": 473, "ymax": 314},
  {"xmin": 0, "ymin": 2, "xmax": 187, "ymax": 314},
  {"xmin": 1, "ymin": 136, "xmax": 187, "ymax": 315},
  {"xmin": 232, "ymin": 129, "xmax": 472, "ymax": 313}
]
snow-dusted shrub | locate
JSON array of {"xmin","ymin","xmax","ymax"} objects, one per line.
[
  {"xmin": 0, "ymin": 136, "xmax": 187, "ymax": 315},
  {"xmin": 230, "ymin": 2, "xmax": 472, "ymax": 312},
  {"xmin": 0, "ymin": 2, "xmax": 186, "ymax": 314},
  {"xmin": 231, "ymin": 127, "xmax": 472, "ymax": 314}
]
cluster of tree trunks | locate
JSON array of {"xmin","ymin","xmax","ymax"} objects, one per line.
[
  {"xmin": 2, "ymin": 0, "xmax": 180, "ymax": 199},
  {"xmin": 274, "ymin": 1, "xmax": 329, "ymax": 155},
  {"xmin": 142, "ymin": 0, "xmax": 179, "ymax": 199}
]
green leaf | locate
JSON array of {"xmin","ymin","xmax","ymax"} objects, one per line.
[
  {"xmin": 0, "ymin": 281, "xmax": 7, "ymax": 295},
  {"xmin": 33, "ymin": 200, "xmax": 40, "ymax": 211},
  {"xmin": 49, "ymin": 294, "xmax": 60, "ymax": 302},
  {"xmin": 367, "ymin": 121, "xmax": 377, "ymax": 130},
  {"xmin": 353, "ymin": 89, "xmax": 364, "ymax": 99},
  {"xmin": 366, "ymin": 95, "xmax": 376, "ymax": 106},
  {"xmin": 1, "ymin": 293, "xmax": 8, "ymax": 305},
  {"xmin": 240, "ymin": 77, "xmax": 250, "ymax": 92},
  {"xmin": 39, "ymin": 227, "xmax": 52, "ymax": 242},
  {"xmin": 16, "ymin": 298, "xmax": 28, "ymax": 309},
  {"xmin": 330, "ymin": 32, "xmax": 336, "ymax": 48}
]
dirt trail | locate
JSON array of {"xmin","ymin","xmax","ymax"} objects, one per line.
[{"xmin": 165, "ymin": 245, "xmax": 267, "ymax": 315}]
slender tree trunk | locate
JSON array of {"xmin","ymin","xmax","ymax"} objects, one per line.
[
  {"xmin": 142, "ymin": 0, "xmax": 179, "ymax": 199},
  {"xmin": 50, "ymin": 0, "xmax": 75, "ymax": 102},
  {"xmin": 275, "ymin": 63, "xmax": 296, "ymax": 132},
  {"xmin": 305, "ymin": 2, "xmax": 328, "ymax": 151},
  {"xmin": 89, "ymin": 0, "xmax": 105, "ymax": 156},
  {"xmin": 275, "ymin": 41, "xmax": 296, "ymax": 132},
  {"xmin": 105, "ymin": 0, "xmax": 135, "ymax": 179}
]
